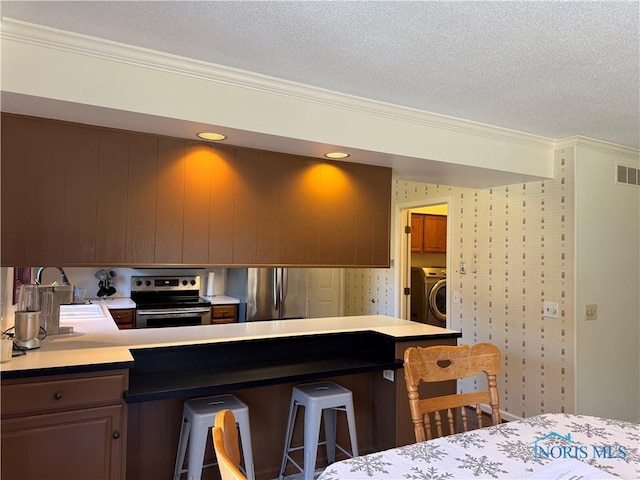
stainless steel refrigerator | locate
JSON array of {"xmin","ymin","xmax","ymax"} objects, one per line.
[{"xmin": 227, "ymin": 268, "xmax": 308, "ymax": 321}]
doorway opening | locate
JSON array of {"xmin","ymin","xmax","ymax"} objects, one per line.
[{"xmin": 394, "ymin": 197, "xmax": 451, "ymax": 323}]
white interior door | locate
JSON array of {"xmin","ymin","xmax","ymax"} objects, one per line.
[{"xmin": 307, "ymin": 268, "xmax": 344, "ymax": 318}]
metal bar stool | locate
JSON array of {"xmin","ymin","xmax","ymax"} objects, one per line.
[
  {"xmin": 174, "ymin": 394, "xmax": 255, "ymax": 480},
  {"xmin": 279, "ymin": 381, "xmax": 358, "ymax": 480}
]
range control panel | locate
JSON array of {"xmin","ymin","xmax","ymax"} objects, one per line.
[{"xmin": 130, "ymin": 275, "xmax": 200, "ymax": 292}]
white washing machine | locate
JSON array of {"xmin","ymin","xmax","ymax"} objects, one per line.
[{"xmin": 410, "ymin": 267, "xmax": 446, "ymax": 326}]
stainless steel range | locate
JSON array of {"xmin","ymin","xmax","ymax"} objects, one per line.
[{"xmin": 130, "ymin": 275, "xmax": 211, "ymax": 328}]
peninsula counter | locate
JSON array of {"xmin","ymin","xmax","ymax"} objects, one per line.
[{"xmin": 1, "ymin": 307, "xmax": 461, "ymax": 480}]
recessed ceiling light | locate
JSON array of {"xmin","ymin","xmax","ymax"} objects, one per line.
[
  {"xmin": 324, "ymin": 151, "xmax": 350, "ymax": 159},
  {"xmin": 197, "ymin": 132, "xmax": 227, "ymax": 141}
]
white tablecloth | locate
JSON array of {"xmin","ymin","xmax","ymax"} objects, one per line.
[{"xmin": 318, "ymin": 413, "xmax": 639, "ymax": 479}]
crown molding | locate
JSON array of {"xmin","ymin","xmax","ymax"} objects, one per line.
[
  {"xmin": 555, "ymin": 136, "xmax": 639, "ymax": 160},
  {"xmin": 2, "ymin": 18, "xmax": 555, "ymax": 151}
]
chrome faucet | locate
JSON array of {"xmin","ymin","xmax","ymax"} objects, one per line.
[{"xmin": 35, "ymin": 266, "xmax": 71, "ymax": 286}]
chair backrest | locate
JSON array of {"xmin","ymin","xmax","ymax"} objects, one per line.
[
  {"xmin": 403, "ymin": 343, "xmax": 501, "ymax": 442},
  {"xmin": 212, "ymin": 409, "xmax": 247, "ymax": 480}
]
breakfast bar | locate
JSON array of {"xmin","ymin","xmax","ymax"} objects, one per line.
[{"xmin": 1, "ymin": 305, "xmax": 461, "ymax": 480}]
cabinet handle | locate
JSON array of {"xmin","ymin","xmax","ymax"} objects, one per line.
[
  {"xmin": 112, "ymin": 431, "xmax": 120, "ymax": 439},
  {"xmin": 54, "ymin": 391, "xmax": 62, "ymax": 400}
]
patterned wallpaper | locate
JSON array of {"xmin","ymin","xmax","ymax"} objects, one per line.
[{"xmin": 345, "ymin": 149, "xmax": 575, "ymax": 419}]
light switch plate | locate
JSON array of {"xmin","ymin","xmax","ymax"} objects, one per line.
[{"xmin": 543, "ymin": 302, "xmax": 559, "ymax": 318}]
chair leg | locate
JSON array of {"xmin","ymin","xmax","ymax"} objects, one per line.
[
  {"xmin": 236, "ymin": 414, "xmax": 255, "ymax": 480},
  {"xmin": 186, "ymin": 418, "xmax": 208, "ymax": 480},
  {"xmin": 303, "ymin": 405, "xmax": 322, "ymax": 480},
  {"xmin": 279, "ymin": 398, "xmax": 298, "ymax": 479},
  {"xmin": 323, "ymin": 407, "xmax": 337, "ymax": 464},
  {"xmin": 174, "ymin": 416, "xmax": 190, "ymax": 480},
  {"xmin": 345, "ymin": 402, "xmax": 359, "ymax": 457}
]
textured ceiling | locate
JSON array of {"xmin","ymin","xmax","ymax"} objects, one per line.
[{"xmin": 1, "ymin": 0, "xmax": 639, "ymax": 149}]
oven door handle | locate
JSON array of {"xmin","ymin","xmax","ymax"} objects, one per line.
[{"xmin": 136, "ymin": 307, "xmax": 212, "ymax": 316}]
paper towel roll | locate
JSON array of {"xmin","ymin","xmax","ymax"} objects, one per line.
[{"xmin": 206, "ymin": 272, "xmax": 215, "ymax": 297}]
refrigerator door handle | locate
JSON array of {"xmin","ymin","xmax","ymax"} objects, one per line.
[
  {"xmin": 273, "ymin": 268, "xmax": 280, "ymax": 311},
  {"xmin": 281, "ymin": 268, "xmax": 288, "ymax": 303}
]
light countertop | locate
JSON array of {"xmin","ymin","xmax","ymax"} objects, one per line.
[
  {"xmin": 85, "ymin": 295, "xmax": 240, "ymax": 308},
  {"xmin": 201, "ymin": 295, "xmax": 240, "ymax": 305},
  {"xmin": 1, "ymin": 303, "xmax": 460, "ymax": 375},
  {"xmin": 86, "ymin": 297, "xmax": 136, "ymax": 309}
]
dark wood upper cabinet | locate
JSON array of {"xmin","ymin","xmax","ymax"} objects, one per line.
[
  {"xmin": 182, "ymin": 142, "xmax": 212, "ymax": 265},
  {"xmin": 126, "ymin": 134, "xmax": 158, "ymax": 265},
  {"xmin": 1, "ymin": 115, "xmax": 31, "ymax": 266},
  {"xmin": 208, "ymin": 145, "xmax": 236, "ymax": 265},
  {"xmin": 95, "ymin": 130, "xmax": 129, "ymax": 264},
  {"xmin": 63, "ymin": 125, "xmax": 100, "ymax": 264},
  {"xmin": 1, "ymin": 114, "xmax": 391, "ymax": 267},
  {"xmin": 411, "ymin": 213, "xmax": 447, "ymax": 253},
  {"xmin": 155, "ymin": 137, "xmax": 185, "ymax": 264}
]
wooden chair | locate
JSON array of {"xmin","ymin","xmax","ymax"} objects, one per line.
[
  {"xmin": 403, "ymin": 343, "xmax": 502, "ymax": 442},
  {"xmin": 212, "ymin": 409, "xmax": 248, "ymax": 480}
]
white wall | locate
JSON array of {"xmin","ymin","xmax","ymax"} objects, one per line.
[
  {"xmin": 346, "ymin": 140, "xmax": 640, "ymax": 422},
  {"xmin": 573, "ymin": 142, "xmax": 640, "ymax": 422}
]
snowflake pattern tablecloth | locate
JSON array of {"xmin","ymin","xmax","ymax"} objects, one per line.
[{"xmin": 317, "ymin": 413, "xmax": 640, "ymax": 479}]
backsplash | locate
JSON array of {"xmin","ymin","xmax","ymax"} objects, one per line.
[
  {"xmin": 36, "ymin": 267, "xmax": 227, "ymax": 299},
  {"xmin": 346, "ymin": 149, "xmax": 575, "ymax": 419}
]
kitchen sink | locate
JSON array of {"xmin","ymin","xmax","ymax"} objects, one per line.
[{"xmin": 60, "ymin": 304, "xmax": 106, "ymax": 318}]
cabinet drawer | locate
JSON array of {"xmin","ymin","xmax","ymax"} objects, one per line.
[
  {"xmin": 1, "ymin": 372, "xmax": 127, "ymax": 417},
  {"xmin": 211, "ymin": 305, "xmax": 238, "ymax": 320}
]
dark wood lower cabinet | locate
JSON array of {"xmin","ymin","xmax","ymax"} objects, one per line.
[
  {"xmin": 211, "ymin": 305, "xmax": 238, "ymax": 324},
  {"xmin": 110, "ymin": 308, "xmax": 135, "ymax": 330},
  {"xmin": 0, "ymin": 370, "xmax": 128, "ymax": 480},
  {"xmin": 1, "ymin": 405, "xmax": 124, "ymax": 480}
]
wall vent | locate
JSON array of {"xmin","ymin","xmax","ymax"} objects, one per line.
[{"xmin": 617, "ymin": 164, "xmax": 639, "ymax": 187}]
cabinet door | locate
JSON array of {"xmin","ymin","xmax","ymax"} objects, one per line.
[
  {"xmin": 126, "ymin": 134, "xmax": 158, "ymax": 265},
  {"xmin": 1, "ymin": 405, "xmax": 124, "ymax": 480},
  {"xmin": 211, "ymin": 304, "xmax": 238, "ymax": 324},
  {"xmin": 183, "ymin": 143, "xmax": 212, "ymax": 264},
  {"xmin": 1, "ymin": 115, "xmax": 31, "ymax": 265},
  {"xmin": 208, "ymin": 145, "xmax": 236, "ymax": 264},
  {"xmin": 63, "ymin": 125, "xmax": 100, "ymax": 264},
  {"xmin": 410, "ymin": 214, "xmax": 424, "ymax": 252},
  {"xmin": 232, "ymin": 149, "xmax": 260, "ymax": 265},
  {"xmin": 155, "ymin": 138, "xmax": 185, "ymax": 264},
  {"xmin": 423, "ymin": 214, "xmax": 447, "ymax": 253},
  {"xmin": 27, "ymin": 119, "xmax": 68, "ymax": 265},
  {"xmin": 95, "ymin": 130, "xmax": 129, "ymax": 264}
]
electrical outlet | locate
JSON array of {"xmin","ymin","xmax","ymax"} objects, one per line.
[
  {"xmin": 383, "ymin": 370, "xmax": 394, "ymax": 382},
  {"xmin": 585, "ymin": 304, "xmax": 598, "ymax": 321},
  {"xmin": 543, "ymin": 302, "xmax": 559, "ymax": 318}
]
